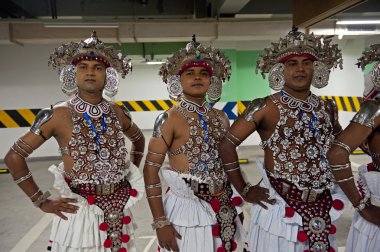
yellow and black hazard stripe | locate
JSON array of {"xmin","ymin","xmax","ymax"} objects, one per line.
[
  {"xmin": 0, "ymin": 109, "xmax": 40, "ymax": 128},
  {"xmin": 0, "ymin": 100, "xmax": 177, "ymax": 128},
  {"xmin": 237, "ymin": 96, "xmax": 362, "ymax": 115},
  {"xmin": 115, "ymin": 100, "xmax": 176, "ymax": 112},
  {"xmin": 320, "ymin": 96, "xmax": 361, "ymax": 112}
]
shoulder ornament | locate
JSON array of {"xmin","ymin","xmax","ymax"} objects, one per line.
[
  {"xmin": 351, "ymin": 100, "xmax": 380, "ymax": 128},
  {"xmin": 153, "ymin": 111, "xmax": 169, "ymax": 138},
  {"xmin": 119, "ymin": 104, "xmax": 132, "ymax": 120},
  {"xmin": 30, "ymin": 107, "xmax": 53, "ymax": 136},
  {"xmin": 242, "ymin": 98, "xmax": 266, "ymax": 124}
]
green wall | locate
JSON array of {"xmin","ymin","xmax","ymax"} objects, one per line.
[
  {"xmin": 221, "ymin": 50, "xmax": 270, "ymax": 102},
  {"xmin": 114, "ymin": 42, "xmax": 271, "ymax": 102}
]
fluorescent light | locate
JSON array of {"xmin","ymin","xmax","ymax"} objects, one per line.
[
  {"xmin": 336, "ymin": 20, "xmax": 380, "ymax": 25},
  {"xmin": 44, "ymin": 23, "xmax": 119, "ymax": 28},
  {"xmin": 146, "ymin": 61, "xmax": 164, "ymax": 65}
]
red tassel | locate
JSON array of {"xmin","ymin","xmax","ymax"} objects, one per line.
[
  {"xmin": 332, "ymin": 199, "xmax": 344, "ymax": 210},
  {"xmin": 87, "ymin": 195, "xmax": 96, "ymax": 205},
  {"xmin": 130, "ymin": 189, "xmax": 138, "ymax": 197}
]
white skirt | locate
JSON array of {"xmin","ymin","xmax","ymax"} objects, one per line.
[
  {"xmin": 47, "ymin": 162, "xmax": 145, "ymax": 252},
  {"xmin": 159, "ymin": 169, "xmax": 246, "ymax": 252},
  {"xmin": 345, "ymin": 164, "xmax": 380, "ymax": 252},
  {"xmin": 247, "ymin": 160, "xmax": 347, "ymax": 252}
]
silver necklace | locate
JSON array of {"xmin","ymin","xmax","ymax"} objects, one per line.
[
  {"xmin": 180, "ymin": 98, "xmax": 210, "ymax": 116},
  {"xmin": 69, "ymin": 95, "xmax": 110, "ymax": 118}
]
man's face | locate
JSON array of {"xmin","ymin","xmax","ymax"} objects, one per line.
[
  {"xmin": 76, "ymin": 60, "xmax": 106, "ymax": 94},
  {"xmin": 180, "ymin": 66, "xmax": 211, "ymax": 98},
  {"xmin": 283, "ymin": 56, "xmax": 314, "ymax": 92}
]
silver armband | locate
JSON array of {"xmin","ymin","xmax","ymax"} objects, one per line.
[
  {"xmin": 119, "ymin": 104, "xmax": 132, "ymax": 121},
  {"xmin": 153, "ymin": 111, "xmax": 168, "ymax": 138},
  {"xmin": 241, "ymin": 98, "xmax": 266, "ymax": 125},
  {"xmin": 30, "ymin": 107, "xmax": 53, "ymax": 136},
  {"xmin": 332, "ymin": 140, "xmax": 352, "ymax": 154},
  {"xmin": 351, "ymin": 100, "xmax": 380, "ymax": 129}
]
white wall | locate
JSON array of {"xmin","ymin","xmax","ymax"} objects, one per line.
[{"xmin": 0, "ymin": 38, "xmax": 368, "ymax": 158}]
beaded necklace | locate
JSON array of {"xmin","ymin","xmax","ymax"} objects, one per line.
[
  {"xmin": 180, "ymin": 98, "xmax": 211, "ymax": 144},
  {"xmin": 280, "ymin": 90, "xmax": 319, "ymax": 135}
]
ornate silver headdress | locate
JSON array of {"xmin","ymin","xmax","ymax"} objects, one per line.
[
  {"xmin": 256, "ymin": 28, "xmax": 343, "ymax": 90},
  {"xmin": 48, "ymin": 31, "xmax": 132, "ymax": 97},
  {"xmin": 159, "ymin": 35, "xmax": 232, "ymax": 102},
  {"xmin": 357, "ymin": 44, "xmax": 380, "ymax": 100}
]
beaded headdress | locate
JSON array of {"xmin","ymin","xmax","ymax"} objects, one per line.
[
  {"xmin": 357, "ymin": 44, "xmax": 380, "ymax": 100},
  {"xmin": 159, "ymin": 35, "xmax": 232, "ymax": 102},
  {"xmin": 49, "ymin": 31, "xmax": 131, "ymax": 78},
  {"xmin": 256, "ymin": 28, "xmax": 343, "ymax": 90},
  {"xmin": 48, "ymin": 31, "xmax": 131, "ymax": 96}
]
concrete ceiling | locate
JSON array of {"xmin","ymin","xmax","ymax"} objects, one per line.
[{"xmin": 0, "ymin": 0, "xmax": 379, "ymax": 45}]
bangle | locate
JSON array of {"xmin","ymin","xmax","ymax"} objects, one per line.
[
  {"xmin": 225, "ymin": 167, "xmax": 240, "ymax": 173},
  {"xmin": 151, "ymin": 217, "xmax": 171, "ymax": 230},
  {"xmin": 241, "ymin": 182, "xmax": 252, "ymax": 198},
  {"xmin": 330, "ymin": 163, "xmax": 351, "ymax": 171},
  {"xmin": 32, "ymin": 191, "xmax": 51, "ymax": 208},
  {"xmin": 29, "ymin": 189, "xmax": 42, "ymax": 200},
  {"xmin": 14, "ymin": 171, "xmax": 32, "ymax": 184},
  {"xmin": 146, "ymin": 194, "xmax": 162, "ymax": 199},
  {"xmin": 335, "ymin": 176, "xmax": 354, "ymax": 183},
  {"xmin": 354, "ymin": 195, "xmax": 370, "ymax": 212},
  {"xmin": 145, "ymin": 183, "xmax": 162, "ymax": 189}
]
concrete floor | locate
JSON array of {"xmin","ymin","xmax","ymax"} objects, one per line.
[{"xmin": 0, "ymin": 130, "xmax": 371, "ymax": 252}]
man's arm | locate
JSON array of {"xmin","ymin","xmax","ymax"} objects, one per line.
[
  {"xmin": 143, "ymin": 111, "xmax": 181, "ymax": 251},
  {"xmin": 327, "ymin": 105, "xmax": 380, "ymax": 226},
  {"xmin": 219, "ymin": 98, "xmax": 275, "ymax": 208},
  {"xmin": 117, "ymin": 105, "xmax": 145, "ymax": 167},
  {"xmin": 4, "ymin": 107, "xmax": 78, "ymax": 219}
]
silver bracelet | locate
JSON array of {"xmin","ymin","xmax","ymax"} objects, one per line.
[
  {"xmin": 14, "ymin": 171, "xmax": 32, "ymax": 184},
  {"xmin": 330, "ymin": 163, "xmax": 351, "ymax": 171},
  {"xmin": 148, "ymin": 151, "xmax": 166, "ymax": 157},
  {"xmin": 225, "ymin": 167, "xmax": 240, "ymax": 173},
  {"xmin": 241, "ymin": 182, "xmax": 253, "ymax": 198},
  {"xmin": 223, "ymin": 161, "xmax": 238, "ymax": 166},
  {"xmin": 32, "ymin": 191, "xmax": 51, "ymax": 208},
  {"xmin": 29, "ymin": 189, "xmax": 42, "ymax": 200},
  {"xmin": 332, "ymin": 140, "xmax": 351, "ymax": 154},
  {"xmin": 146, "ymin": 194, "xmax": 162, "ymax": 199},
  {"xmin": 354, "ymin": 195, "xmax": 370, "ymax": 212},
  {"xmin": 151, "ymin": 217, "xmax": 171, "ymax": 230},
  {"xmin": 335, "ymin": 175, "xmax": 354, "ymax": 183},
  {"xmin": 145, "ymin": 183, "xmax": 162, "ymax": 189},
  {"xmin": 145, "ymin": 160, "xmax": 162, "ymax": 168},
  {"xmin": 130, "ymin": 150, "xmax": 144, "ymax": 156}
]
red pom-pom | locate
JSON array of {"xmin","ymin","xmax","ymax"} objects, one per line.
[
  {"xmin": 104, "ymin": 239, "xmax": 113, "ymax": 248},
  {"xmin": 87, "ymin": 195, "xmax": 96, "ymax": 205},
  {"xmin": 157, "ymin": 246, "xmax": 161, "ymax": 251},
  {"xmin": 121, "ymin": 234, "xmax": 130, "ymax": 243},
  {"xmin": 332, "ymin": 199, "xmax": 344, "ymax": 210},
  {"xmin": 231, "ymin": 196, "xmax": 243, "ymax": 206},
  {"xmin": 285, "ymin": 207, "xmax": 295, "ymax": 218},
  {"xmin": 123, "ymin": 216, "xmax": 132, "ymax": 225},
  {"xmin": 119, "ymin": 248, "xmax": 127, "ymax": 252},
  {"xmin": 329, "ymin": 248, "xmax": 335, "ymax": 252},
  {"xmin": 232, "ymin": 240, "xmax": 237, "ymax": 251},
  {"xmin": 297, "ymin": 231, "xmax": 308, "ymax": 242},
  {"xmin": 330, "ymin": 225, "xmax": 337, "ymax": 234},
  {"xmin": 217, "ymin": 246, "xmax": 226, "ymax": 252},
  {"xmin": 304, "ymin": 250, "xmax": 310, "ymax": 252},
  {"xmin": 99, "ymin": 222, "xmax": 109, "ymax": 231},
  {"xmin": 130, "ymin": 189, "xmax": 138, "ymax": 197},
  {"xmin": 210, "ymin": 199, "xmax": 221, "ymax": 212},
  {"xmin": 212, "ymin": 224, "xmax": 220, "ymax": 237}
]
